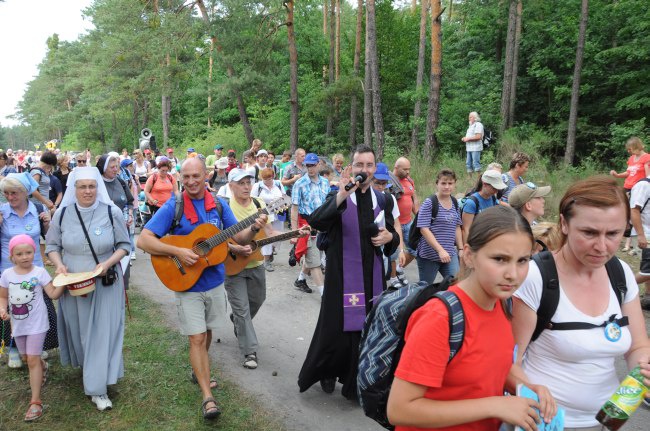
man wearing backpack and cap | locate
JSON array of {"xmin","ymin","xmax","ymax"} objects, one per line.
[
  {"xmin": 461, "ymin": 169, "xmax": 505, "ymax": 243},
  {"xmin": 137, "ymin": 157, "xmax": 266, "ymax": 420},
  {"xmin": 508, "ymin": 182, "xmax": 551, "ymax": 226}
]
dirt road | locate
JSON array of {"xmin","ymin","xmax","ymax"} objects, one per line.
[{"xmin": 131, "ymin": 243, "xmax": 649, "ymax": 430}]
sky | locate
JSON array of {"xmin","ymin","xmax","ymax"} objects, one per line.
[{"xmin": 0, "ymin": 0, "xmax": 94, "ymax": 127}]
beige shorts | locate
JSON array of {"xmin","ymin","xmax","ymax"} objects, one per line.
[
  {"xmin": 303, "ymin": 235, "xmax": 321, "ymax": 269},
  {"xmin": 174, "ymin": 284, "xmax": 227, "ymax": 336}
]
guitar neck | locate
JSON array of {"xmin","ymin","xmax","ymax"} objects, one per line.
[
  {"xmin": 203, "ymin": 208, "xmax": 267, "ymax": 249},
  {"xmin": 255, "ymin": 230, "xmax": 303, "ymax": 247}
]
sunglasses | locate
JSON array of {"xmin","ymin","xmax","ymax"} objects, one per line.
[{"xmin": 76, "ymin": 159, "xmax": 87, "ymax": 164}]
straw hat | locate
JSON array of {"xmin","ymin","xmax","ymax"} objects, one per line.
[{"xmin": 53, "ymin": 268, "xmax": 102, "ymax": 296}]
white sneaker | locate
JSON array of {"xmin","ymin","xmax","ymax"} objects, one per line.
[
  {"xmin": 41, "ymin": 350, "xmax": 49, "ymax": 360},
  {"xmin": 8, "ymin": 347, "xmax": 23, "ymax": 368},
  {"xmin": 130, "ymin": 252, "xmax": 137, "ymax": 261},
  {"xmin": 91, "ymin": 394, "xmax": 113, "ymax": 411}
]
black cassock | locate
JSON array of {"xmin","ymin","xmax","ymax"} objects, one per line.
[{"xmin": 298, "ymin": 188, "xmax": 399, "ymax": 399}]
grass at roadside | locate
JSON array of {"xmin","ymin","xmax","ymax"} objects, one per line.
[{"xmin": 0, "ymin": 290, "xmax": 286, "ymax": 431}]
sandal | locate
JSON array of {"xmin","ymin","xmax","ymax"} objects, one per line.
[
  {"xmin": 41, "ymin": 360, "xmax": 49, "ymax": 387},
  {"xmin": 190, "ymin": 371, "xmax": 218, "ymax": 389},
  {"xmin": 201, "ymin": 397, "xmax": 221, "ymax": 420},
  {"xmin": 24, "ymin": 401, "xmax": 43, "ymax": 422},
  {"xmin": 622, "ymin": 246, "xmax": 631, "ymax": 252}
]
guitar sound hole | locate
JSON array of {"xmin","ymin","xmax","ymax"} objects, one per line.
[{"xmin": 195, "ymin": 242, "xmax": 209, "ymax": 256}]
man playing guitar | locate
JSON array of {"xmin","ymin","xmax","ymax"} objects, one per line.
[{"xmin": 137, "ymin": 158, "xmax": 266, "ymax": 421}]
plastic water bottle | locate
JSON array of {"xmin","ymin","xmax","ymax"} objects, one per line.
[{"xmin": 596, "ymin": 366, "xmax": 649, "ymax": 430}]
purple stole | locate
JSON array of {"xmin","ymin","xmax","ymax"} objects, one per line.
[{"xmin": 341, "ymin": 191, "xmax": 384, "ymax": 332}]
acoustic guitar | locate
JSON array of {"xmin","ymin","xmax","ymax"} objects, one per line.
[
  {"xmin": 151, "ymin": 195, "xmax": 291, "ymax": 291},
  {"xmin": 224, "ymin": 229, "xmax": 305, "ymax": 276}
]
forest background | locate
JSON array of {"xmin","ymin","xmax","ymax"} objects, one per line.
[{"xmin": 0, "ymin": 0, "xmax": 648, "ymax": 178}]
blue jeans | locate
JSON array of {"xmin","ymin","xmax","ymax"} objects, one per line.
[
  {"xmin": 391, "ymin": 220, "xmax": 416, "ymax": 262},
  {"xmin": 466, "ymin": 151, "xmax": 482, "ymax": 172},
  {"xmin": 417, "ymin": 255, "xmax": 460, "ymax": 284}
]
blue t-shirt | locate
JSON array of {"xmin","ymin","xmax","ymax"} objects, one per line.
[
  {"xmin": 144, "ymin": 193, "xmax": 238, "ymax": 292},
  {"xmin": 501, "ymin": 173, "xmax": 524, "ymax": 203},
  {"xmin": 462, "ymin": 192, "xmax": 499, "ymax": 215}
]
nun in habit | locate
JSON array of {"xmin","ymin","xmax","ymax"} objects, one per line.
[{"xmin": 45, "ymin": 167, "xmax": 130, "ymax": 411}]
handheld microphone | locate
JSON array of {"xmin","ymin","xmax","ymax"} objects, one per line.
[
  {"xmin": 367, "ymin": 223, "xmax": 380, "ymax": 238},
  {"xmin": 345, "ymin": 172, "xmax": 368, "ymax": 191}
]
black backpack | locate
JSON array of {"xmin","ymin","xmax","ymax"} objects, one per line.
[
  {"xmin": 482, "ymin": 128, "xmax": 495, "ymax": 150},
  {"xmin": 530, "ymin": 251, "xmax": 628, "ymax": 342},
  {"xmin": 357, "ymin": 277, "xmax": 465, "ymax": 430},
  {"xmin": 407, "ymin": 195, "xmax": 458, "ymax": 251}
]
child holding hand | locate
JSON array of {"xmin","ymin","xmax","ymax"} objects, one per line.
[{"xmin": 0, "ymin": 234, "xmax": 66, "ymax": 422}]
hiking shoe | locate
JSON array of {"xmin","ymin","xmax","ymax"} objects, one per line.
[
  {"xmin": 264, "ymin": 261, "xmax": 275, "ymax": 272},
  {"xmin": 396, "ymin": 270, "xmax": 409, "ymax": 286},
  {"xmin": 288, "ymin": 245, "xmax": 297, "ymax": 266},
  {"xmin": 91, "ymin": 394, "xmax": 113, "ymax": 411},
  {"xmin": 8, "ymin": 347, "xmax": 23, "ymax": 368},
  {"xmin": 130, "ymin": 252, "xmax": 137, "ymax": 261},
  {"xmin": 243, "ymin": 353, "xmax": 258, "ymax": 369},
  {"xmin": 294, "ymin": 279, "xmax": 312, "ymax": 293},
  {"xmin": 320, "ymin": 378, "xmax": 336, "ymax": 394},
  {"xmin": 388, "ymin": 278, "xmax": 403, "ymax": 290}
]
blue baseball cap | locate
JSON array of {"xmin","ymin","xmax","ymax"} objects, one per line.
[
  {"xmin": 304, "ymin": 153, "xmax": 319, "ymax": 165},
  {"xmin": 120, "ymin": 159, "xmax": 134, "ymax": 168},
  {"xmin": 187, "ymin": 147, "xmax": 195, "ymax": 153},
  {"xmin": 374, "ymin": 162, "xmax": 390, "ymax": 181}
]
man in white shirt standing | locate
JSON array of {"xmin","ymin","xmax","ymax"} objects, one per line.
[
  {"xmin": 629, "ymin": 177, "xmax": 650, "ymax": 311},
  {"xmin": 461, "ymin": 111, "xmax": 484, "ymax": 173}
]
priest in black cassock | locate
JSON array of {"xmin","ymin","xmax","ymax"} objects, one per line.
[{"xmin": 298, "ymin": 145, "xmax": 400, "ymax": 400}]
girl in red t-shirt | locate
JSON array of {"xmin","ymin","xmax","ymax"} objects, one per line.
[{"xmin": 387, "ymin": 206, "xmax": 556, "ymax": 431}]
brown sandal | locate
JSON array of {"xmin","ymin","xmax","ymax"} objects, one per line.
[
  {"xmin": 24, "ymin": 400, "xmax": 43, "ymax": 422},
  {"xmin": 201, "ymin": 397, "xmax": 221, "ymax": 420}
]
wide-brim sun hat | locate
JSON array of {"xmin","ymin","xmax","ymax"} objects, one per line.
[{"xmin": 53, "ymin": 268, "xmax": 102, "ymax": 296}]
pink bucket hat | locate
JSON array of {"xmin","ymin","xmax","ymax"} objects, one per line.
[{"xmin": 9, "ymin": 234, "xmax": 37, "ymax": 255}]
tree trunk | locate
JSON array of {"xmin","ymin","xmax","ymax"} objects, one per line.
[
  {"xmin": 411, "ymin": 0, "xmax": 417, "ymax": 13},
  {"xmin": 495, "ymin": 0, "xmax": 504, "ymax": 62},
  {"xmin": 323, "ymin": 0, "xmax": 328, "ymax": 35},
  {"xmin": 565, "ymin": 0, "xmax": 589, "ymax": 165},
  {"xmin": 349, "ymin": 0, "xmax": 363, "ymax": 150},
  {"xmin": 425, "ymin": 0, "xmax": 443, "ymax": 160},
  {"xmin": 366, "ymin": 0, "xmax": 385, "ymax": 159},
  {"xmin": 448, "ymin": 0, "xmax": 452, "ymax": 20},
  {"xmin": 507, "ymin": 0, "xmax": 522, "ymax": 126},
  {"xmin": 326, "ymin": 0, "xmax": 336, "ymax": 137},
  {"xmin": 286, "ymin": 0, "xmax": 299, "ymax": 153},
  {"xmin": 195, "ymin": 0, "xmax": 213, "ymax": 127},
  {"xmin": 335, "ymin": 0, "xmax": 341, "ymax": 81},
  {"xmin": 161, "ymin": 53, "xmax": 171, "ymax": 147},
  {"xmin": 196, "ymin": 0, "xmax": 253, "ymax": 145},
  {"xmin": 411, "ymin": 0, "xmax": 429, "ymax": 154},
  {"xmin": 363, "ymin": 5, "xmax": 373, "ymax": 148},
  {"xmin": 499, "ymin": 0, "xmax": 517, "ymax": 134}
]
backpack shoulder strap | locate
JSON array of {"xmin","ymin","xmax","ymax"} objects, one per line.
[
  {"xmin": 434, "ymin": 290, "xmax": 465, "ymax": 362},
  {"xmin": 469, "ymin": 194, "xmax": 480, "ymax": 213},
  {"xmin": 451, "ymin": 196, "xmax": 459, "ymax": 212},
  {"xmin": 171, "ymin": 192, "xmax": 184, "ymax": 232},
  {"xmin": 604, "ymin": 257, "xmax": 627, "ymax": 307},
  {"xmin": 531, "ymin": 251, "xmax": 560, "ymax": 342},
  {"xmin": 251, "ymin": 197, "xmax": 262, "ymax": 209}
]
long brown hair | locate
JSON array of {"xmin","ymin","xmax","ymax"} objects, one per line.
[{"xmin": 557, "ymin": 176, "xmax": 629, "ymax": 247}]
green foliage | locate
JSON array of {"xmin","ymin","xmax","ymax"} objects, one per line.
[{"xmin": 0, "ymin": 0, "xmax": 647, "ymax": 170}]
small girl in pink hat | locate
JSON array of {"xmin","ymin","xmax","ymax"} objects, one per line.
[{"xmin": 0, "ymin": 234, "xmax": 65, "ymax": 421}]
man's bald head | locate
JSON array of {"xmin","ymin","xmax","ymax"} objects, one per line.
[{"xmin": 393, "ymin": 157, "xmax": 411, "ymax": 179}]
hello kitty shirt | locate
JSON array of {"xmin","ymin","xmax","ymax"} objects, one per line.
[{"xmin": 0, "ymin": 266, "xmax": 52, "ymax": 336}]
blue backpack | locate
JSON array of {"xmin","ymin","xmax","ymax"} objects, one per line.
[{"xmin": 357, "ymin": 277, "xmax": 465, "ymax": 430}]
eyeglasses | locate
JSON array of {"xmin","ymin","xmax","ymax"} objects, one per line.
[
  {"xmin": 525, "ymin": 182, "xmax": 537, "ymax": 190},
  {"xmin": 76, "ymin": 159, "xmax": 86, "ymax": 164}
]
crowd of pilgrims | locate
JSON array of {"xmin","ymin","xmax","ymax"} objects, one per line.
[{"xmin": 0, "ymin": 138, "xmax": 648, "ymax": 429}]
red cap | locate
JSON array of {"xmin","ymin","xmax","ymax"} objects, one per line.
[
  {"xmin": 166, "ymin": 148, "xmax": 173, "ymax": 153},
  {"xmin": 144, "ymin": 149, "xmax": 151, "ymax": 154}
]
